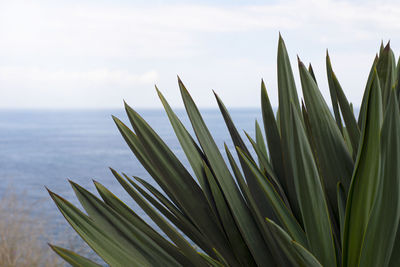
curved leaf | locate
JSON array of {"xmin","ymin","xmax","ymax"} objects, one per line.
[
  {"xmin": 48, "ymin": 190, "xmax": 147, "ymax": 267},
  {"xmin": 266, "ymin": 219, "xmax": 323, "ymax": 267},
  {"xmin": 359, "ymin": 90, "xmax": 400, "ymax": 267},
  {"xmin": 238, "ymin": 148, "xmax": 307, "ymax": 247},
  {"xmin": 277, "ymin": 36, "xmax": 302, "ymax": 222},
  {"xmin": 179, "ymin": 78, "xmax": 272, "ymax": 265},
  {"xmin": 49, "ymin": 245, "xmax": 103, "ymax": 267},
  {"xmin": 261, "ymin": 80, "xmax": 285, "ymax": 185},
  {"xmin": 343, "ymin": 70, "xmax": 383, "ymax": 267},
  {"xmin": 288, "ymin": 100, "xmax": 337, "ymax": 267}
]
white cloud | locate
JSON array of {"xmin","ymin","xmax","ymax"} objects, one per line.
[
  {"xmin": 0, "ymin": 67, "xmax": 158, "ymax": 86},
  {"xmin": 3, "ymin": 0, "xmax": 400, "ymax": 59},
  {"xmin": 1, "ymin": 0, "xmax": 400, "ymax": 108}
]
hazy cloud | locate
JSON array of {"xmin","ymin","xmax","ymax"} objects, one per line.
[
  {"xmin": 1, "ymin": 0, "xmax": 400, "ymax": 108},
  {"xmin": 0, "ymin": 67, "xmax": 158, "ymax": 85}
]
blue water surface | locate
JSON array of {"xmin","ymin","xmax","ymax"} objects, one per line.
[{"xmin": 0, "ymin": 108, "xmax": 262, "ymax": 243}]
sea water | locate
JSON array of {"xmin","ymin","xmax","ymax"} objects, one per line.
[{"xmin": 0, "ymin": 108, "xmax": 262, "ymax": 243}]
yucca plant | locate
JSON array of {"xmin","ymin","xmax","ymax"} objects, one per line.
[{"xmin": 48, "ymin": 36, "xmax": 400, "ymax": 267}]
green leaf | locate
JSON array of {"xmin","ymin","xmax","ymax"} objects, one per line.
[
  {"xmin": 48, "ymin": 189, "xmax": 146, "ymax": 267},
  {"xmin": 261, "ymin": 80, "xmax": 286, "ymax": 185},
  {"xmin": 358, "ymin": 56, "xmax": 379, "ymax": 128},
  {"xmin": 198, "ymin": 252, "xmax": 225, "ymax": 267},
  {"xmin": 94, "ymin": 181, "xmax": 193, "ymax": 266},
  {"xmin": 299, "ymin": 58, "xmax": 352, "ymax": 256},
  {"xmin": 112, "ymin": 116, "xmax": 183, "ymax": 208},
  {"xmin": 214, "ymin": 91, "xmax": 276, "ymax": 222},
  {"xmin": 376, "ymin": 43, "xmax": 396, "ymax": 108},
  {"xmin": 156, "ymin": 87, "xmax": 217, "ymax": 216},
  {"xmin": 337, "ymin": 182, "xmax": 346, "ymax": 244},
  {"xmin": 343, "ymin": 70, "xmax": 383, "ymax": 267},
  {"xmin": 327, "ymin": 53, "xmax": 360, "ymax": 156},
  {"xmin": 225, "ymin": 145, "xmax": 289, "ymax": 266},
  {"xmin": 326, "ymin": 52, "xmax": 343, "ymax": 132},
  {"xmin": 395, "ymin": 56, "xmax": 400, "ymax": 101},
  {"xmin": 291, "ymin": 242, "xmax": 324, "ymax": 267},
  {"xmin": 70, "ymin": 181, "xmax": 180, "ymax": 266},
  {"xmin": 110, "ymin": 169, "xmax": 209, "ymax": 267},
  {"xmin": 202, "ymin": 161, "xmax": 256, "ymax": 266},
  {"xmin": 300, "ymin": 102, "xmax": 318, "ymax": 164},
  {"xmin": 49, "ymin": 245, "xmax": 103, "ymax": 267},
  {"xmin": 379, "ymin": 41, "xmax": 384, "ymax": 56},
  {"xmin": 179, "ymin": 78, "xmax": 272, "ymax": 265},
  {"xmin": 255, "ymin": 120, "xmax": 269, "ymax": 168},
  {"xmin": 277, "ymin": 36, "xmax": 302, "ymax": 222},
  {"xmin": 123, "ymin": 103, "xmax": 216, "ymax": 229},
  {"xmin": 299, "ymin": 58, "xmax": 353, "ymax": 196},
  {"xmin": 277, "ymin": 35, "xmax": 301, "ymax": 114},
  {"xmin": 266, "ymin": 219, "xmax": 323, "ymax": 267},
  {"xmin": 389, "ymin": 228, "xmax": 400, "ymax": 267},
  {"xmin": 245, "ymin": 131, "xmax": 288, "ymax": 203},
  {"xmin": 126, "ymin": 175, "xmax": 224, "ymax": 261},
  {"xmin": 287, "ymin": 101, "xmax": 337, "ymax": 267},
  {"xmin": 359, "ymin": 90, "xmax": 400, "ymax": 267},
  {"xmin": 237, "ymin": 147, "xmax": 307, "ymax": 247},
  {"xmin": 113, "ymin": 118, "xmax": 223, "ymax": 258},
  {"xmin": 157, "ymin": 88, "xmax": 230, "ymax": 249},
  {"xmin": 308, "ymin": 63, "xmax": 318, "ymax": 85},
  {"xmin": 342, "ymin": 126, "xmax": 353, "ymax": 156},
  {"xmin": 122, "ymin": 103, "xmax": 236, "ymax": 261}
]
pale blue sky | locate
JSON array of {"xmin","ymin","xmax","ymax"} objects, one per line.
[{"xmin": 1, "ymin": 0, "xmax": 400, "ymax": 108}]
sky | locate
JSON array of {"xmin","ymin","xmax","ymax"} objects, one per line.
[{"xmin": 1, "ymin": 0, "xmax": 400, "ymax": 109}]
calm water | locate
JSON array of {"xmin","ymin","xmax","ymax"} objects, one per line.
[{"xmin": 0, "ymin": 108, "xmax": 262, "ymax": 243}]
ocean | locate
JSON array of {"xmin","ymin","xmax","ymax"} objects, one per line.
[{"xmin": 0, "ymin": 108, "xmax": 262, "ymax": 245}]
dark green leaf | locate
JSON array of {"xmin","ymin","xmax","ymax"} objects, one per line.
[
  {"xmin": 94, "ymin": 181, "xmax": 193, "ymax": 266},
  {"xmin": 48, "ymin": 190, "xmax": 146, "ymax": 267},
  {"xmin": 326, "ymin": 52, "xmax": 343, "ymax": 132},
  {"xmin": 49, "ymin": 245, "xmax": 103, "ymax": 267},
  {"xmin": 214, "ymin": 91, "xmax": 276, "ymax": 223},
  {"xmin": 261, "ymin": 80, "xmax": 286, "ymax": 186},
  {"xmin": 179, "ymin": 78, "xmax": 272, "ymax": 265},
  {"xmin": 358, "ymin": 56, "xmax": 379, "ymax": 128},
  {"xmin": 202, "ymin": 161, "xmax": 255, "ymax": 266},
  {"xmin": 225, "ymin": 145, "xmax": 288, "ymax": 266},
  {"xmin": 287, "ymin": 101, "xmax": 337, "ymax": 267},
  {"xmin": 110, "ymin": 169, "xmax": 209, "ymax": 267},
  {"xmin": 255, "ymin": 120, "xmax": 269, "ymax": 167},
  {"xmin": 359, "ymin": 90, "xmax": 400, "ymax": 267},
  {"xmin": 70, "ymin": 181, "xmax": 179, "ymax": 266},
  {"xmin": 327, "ymin": 53, "xmax": 360, "ymax": 155},
  {"xmin": 343, "ymin": 70, "xmax": 383, "ymax": 267},
  {"xmin": 266, "ymin": 219, "xmax": 323, "ymax": 267},
  {"xmin": 277, "ymin": 36, "xmax": 302, "ymax": 222},
  {"xmin": 238, "ymin": 148, "xmax": 307, "ymax": 246}
]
